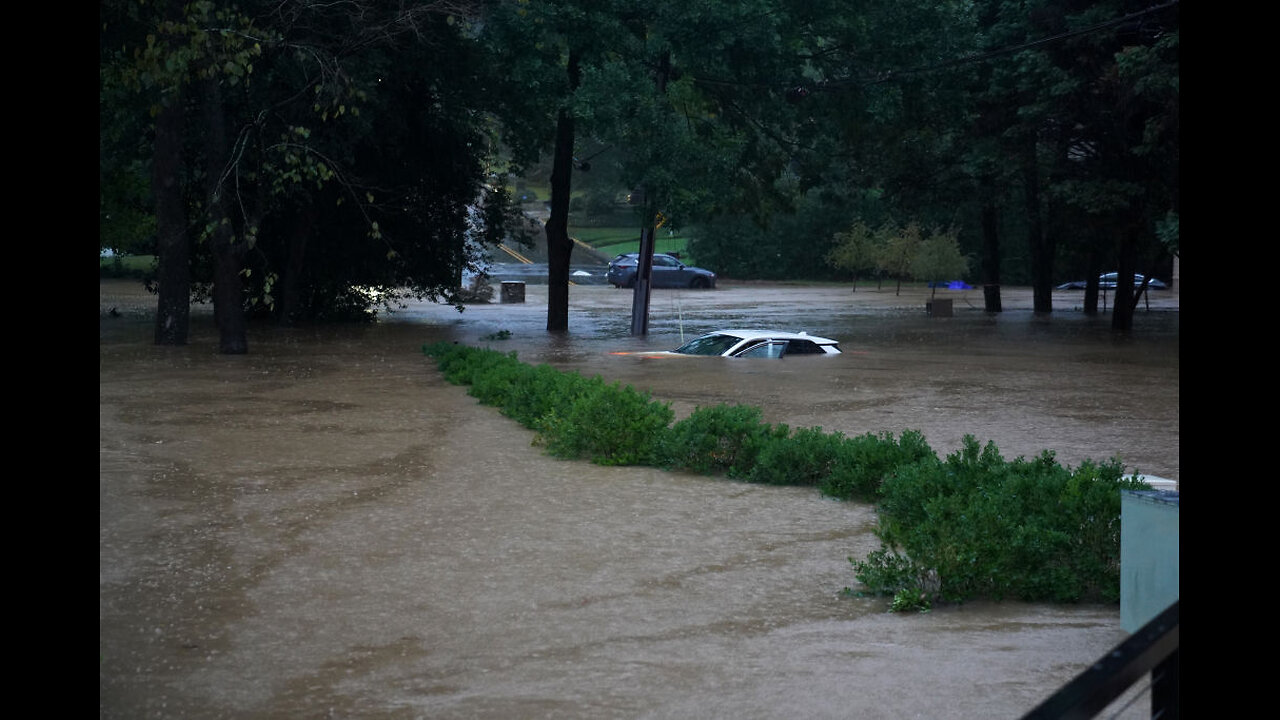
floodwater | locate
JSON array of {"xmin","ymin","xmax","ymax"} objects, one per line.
[{"xmin": 100, "ymin": 279, "xmax": 1177, "ymax": 719}]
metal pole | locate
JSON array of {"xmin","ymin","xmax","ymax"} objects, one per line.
[{"xmin": 630, "ymin": 223, "xmax": 655, "ymax": 336}]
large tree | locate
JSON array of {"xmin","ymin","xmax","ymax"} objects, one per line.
[
  {"xmin": 101, "ymin": 0, "xmax": 516, "ymax": 351},
  {"xmin": 669, "ymin": 0, "xmax": 1176, "ymax": 332},
  {"xmin": 474, "ymin": 0, "xmax": 598, "ymax": 332},
  {"xmin": 101, "ymin": 0, "xmax": 199, "ymax": 345},
  {"xmin": 1046, "ymin": 0, "xmax": 1179, "ymax": 330},
  {"xmin": 481, "ymin": 0, "xmax": 828, "ymax": 333},
  {"xmin": 959, "ymin": 0, "xmax": 1178, "ymax": 322},
  {"xmin": 684, "ymin": 1, "xmax": 986, "ymax": 289}
]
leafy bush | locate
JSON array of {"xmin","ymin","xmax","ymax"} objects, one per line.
[
  {"xmin": 426, "ymin": 342, "xmax": 672, "ymax": 465},
  {"xmin": 855, "ymin": 436, "xmax": 1150, "ymax": 605},
  {"xmin": 747, "ymin": 426, "xmax": 846, "ymax": 486},
  {"xmin": 536, "ymin": 378, "xmax": 673, "ymax": 466},
  {"xmin": 425, "ymin": 342, "xmax": 520, "ymax": 387},
  {"xmin": 890, "ymin": 586, "xmax": 934, "ymax": 613},
  {"xmin": 848, "ymin": 547, "xmax": 923, "ymax": 596},
  {"xmin": 466, "ymin": 355, "xmax": 532, "ymax": 409},
  {"xmin": 660, "ymin": 404, "xmax": 787, "ymax": 476},
  {"xmin": 500, "ymin": 363, "xmax": 595, "ymax": 429},
  {"xmin": 821, "ymin": 430, "xmax": 935, "ymax": 501}
]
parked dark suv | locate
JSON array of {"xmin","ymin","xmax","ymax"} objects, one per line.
[{"xmin": 606, "ymin": 253, "xmax": 717, "ymax": 289}]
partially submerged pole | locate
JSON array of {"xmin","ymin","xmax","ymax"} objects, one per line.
[{"xmin": 629, "ymin": 223, "xmax": 655, "ymax": 336}]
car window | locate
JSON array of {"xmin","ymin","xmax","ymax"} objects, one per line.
[
  {"xmin": 784, "ymin": 340, "xmax": 830, "ymax": 355},
  {"xmin": 653, "ymin": 255, "xmax": 680, "ymax": 268},
  {"xmin": 737, "ymin": 341, "xmax": 786, "ymax": 358}
]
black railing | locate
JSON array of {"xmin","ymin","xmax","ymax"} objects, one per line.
[{"xmin": 1021, "ymin": 600, "xmax": 1179, "ymax": 720}]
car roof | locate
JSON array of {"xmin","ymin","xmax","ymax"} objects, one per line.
[
  {"xmin": 614, "ymin": 252, "xmax": 676, "ymax": 259},
  {"xmin": 702, "ymin": 329, "xmax": 839, "ymax": 344}
]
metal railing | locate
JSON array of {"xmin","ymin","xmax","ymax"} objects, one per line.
[{"xmin": 1021, "ymin": 600, "xmax": 1179, "ymax": 719}]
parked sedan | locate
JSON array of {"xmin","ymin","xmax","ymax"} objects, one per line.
[
  {"xmin": 1057, "ymin": 272, "xmax": 1168, "ymax": 290},
  {"xmin": 606, "ymin": 253, "xmax": 717, "ymax": 289}
]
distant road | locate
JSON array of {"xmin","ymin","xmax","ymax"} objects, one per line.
[
  {"xmin": 479, "ymin": 237, "xmax": 614, "ymax": 286},
  {"xmin": 485, "ymin": 262, "xmax": 612, "ymax": 286}
]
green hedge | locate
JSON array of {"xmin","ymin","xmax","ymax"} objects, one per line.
[
  {"xmin": 853, "ymin": 438, "xmax": 1148, "ymax": 608},
  {"xmin": 423, "ymin": 341, "xmax": 1151, "ymax": 610},
  {"xmin": 659, "ymin": 403, "xmax": 785, "ymax": 477}
]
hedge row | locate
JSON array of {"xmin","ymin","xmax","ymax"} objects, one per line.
[{"xmin": 423, "ymin": 341, "xmax": 1150, "ymax": 610}]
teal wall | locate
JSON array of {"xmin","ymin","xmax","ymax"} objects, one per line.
[{"xmin": 1120, "ymin": 491, "xmax": 1180, "ymax": 632}]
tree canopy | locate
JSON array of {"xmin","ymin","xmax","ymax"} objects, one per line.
[
  {"xmin": 101, "ymin": 0, "xmax": 524, "ymax": 349},
  {"xmin": 100, "ymin": 0, "xmax": 1178, "ymax": 351}
]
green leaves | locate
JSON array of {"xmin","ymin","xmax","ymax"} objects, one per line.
[
  {"xmin": 424, "ymin": 343, "xmax": 672, "ymax": 467},
  {"xmin": 661, "ymin": 404, "xmax": 783, "ymax": 476},
  {"xmin": 910, "ymin": 225, "xmax": 969, "ymax": 287},
  {"xmin": 860, "ymin": 436, "xmax": 1151, "ymax": 608}
]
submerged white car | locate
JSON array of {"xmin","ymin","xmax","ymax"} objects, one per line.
[{"xmin": 625, "ymin": 329, "xmax": 843, "ymax": 358}]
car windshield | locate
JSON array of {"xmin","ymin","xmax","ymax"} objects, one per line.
[{"xmin": 673, "ymin": 333, "xmax": 742, "ymax": 356}]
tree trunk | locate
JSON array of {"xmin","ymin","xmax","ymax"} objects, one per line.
[
  {"xmin": 1111, "ymin": 225, "xmax": 1139, "ymax": 331},
  {"xmin": 1022, "ymin": 135, "xmax": 1053, "ymax": 314},
  {"xmin": 1083, "ymin": 246, "xmax": 1102, "ymax": 315},
  {"xmin": 979, "ymin": 175, "xmax": 1002, "ymax": 313},
  {"xmin": 152, "ymin": 0, "xmax": 189, "ymax": 346},
  {"xmin": 545, "ymin": 49, "xmax": 580, "ymax": 333},
  {"xmin": 202, "ymin": 75, "xmax": 248, "ymax": 354},
  {"xmin": 152, "ymin": 80, "xmax": 189, "ymax": 345},
  {"xmin": 278, "ymin": 203, "xmax": 313, "ymax": 326},
  {"xmin": 629, "ymin": 52, "xmax": 671, "ymax": 336}
]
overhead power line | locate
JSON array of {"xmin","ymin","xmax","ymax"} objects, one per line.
[
  {"xmin": 839, "ymin": 0, "xmax": 1179, "ymax": 87},
  {"xmin": 692, "ymin": 0, "xmax": 1178, "ymax": 93}
]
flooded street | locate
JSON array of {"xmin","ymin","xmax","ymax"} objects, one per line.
[
  {"xmin": 100, "ymin": 279, "xmax": 1177, "ymax": 719},
  {"xmin": 390, "ymin": 281, "xmax": 1178, "ymax": 482}
]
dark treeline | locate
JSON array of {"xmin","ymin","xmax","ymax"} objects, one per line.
[{"xmin": 100, "ymin": 0, "xmax": 1178, "ymax": 351}]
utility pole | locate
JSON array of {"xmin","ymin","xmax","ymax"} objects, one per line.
[
  {"xmin": 629, "ymin": 220, "xmax": 656, "ymax": 335},
  {"xmin": 629, "ymin": 51, "xmax": 670, "ymax": 337}
]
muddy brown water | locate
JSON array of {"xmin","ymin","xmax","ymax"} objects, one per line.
[{"xmin": 100, "ymin": 279, "xmax": 1177, "ymax": 719}]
